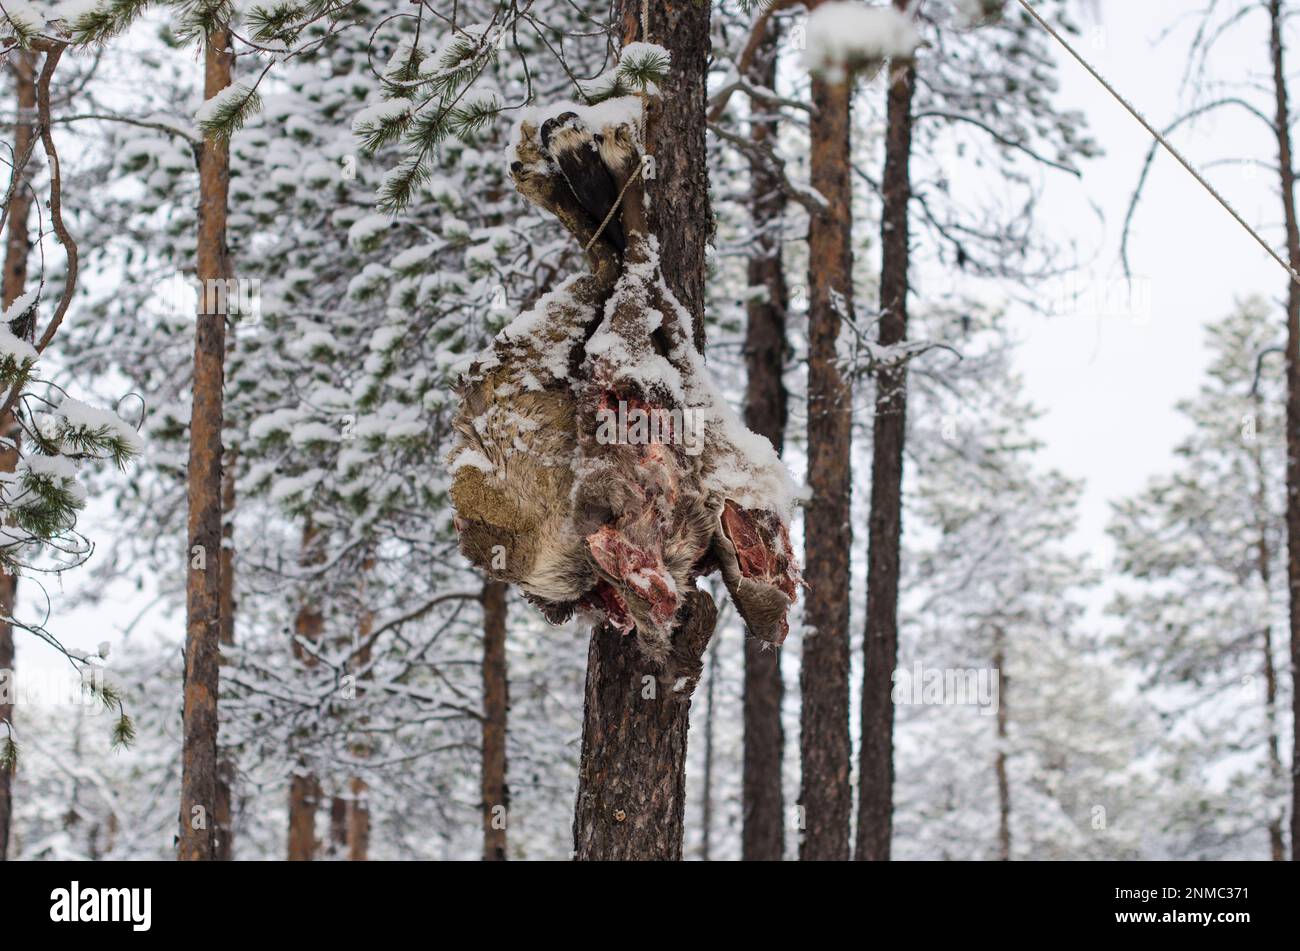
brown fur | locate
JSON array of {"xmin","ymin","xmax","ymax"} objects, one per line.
[{"xmin": 448, "ymin": 114, "xmax": 799, "ymax": 675}]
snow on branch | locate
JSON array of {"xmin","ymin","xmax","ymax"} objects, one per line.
[{"xmin": 804, "ymin": 1, "xmax": 922, "ymax": 81}]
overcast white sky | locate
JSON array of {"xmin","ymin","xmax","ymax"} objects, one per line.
[
  {"xmin": 1012, "ymin": 0, "xmax": 1281, "ymax": 570},
  {"xmin": 19, "ymin": 0, "xmax": 1287, "ymax": 681}
]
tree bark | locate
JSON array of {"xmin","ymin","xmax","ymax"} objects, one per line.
[
  {"xmin": 1263, "ymin": 621, "xmax": 1286, "ymax": 860},
  {"xmin": 214, "ymin": 450, "xmax": 236, "ymax": 860},
  {"xmin": 572, "ymin": 592, "xmax": 716, "ymax": 860},
  {"xmin": 178, "ymin": 28, "xmax": 233, "ymax": 862},
  {"xmin": 856, "ymin": 10, "xmax": 917, "ymax": 862},
  {"xmin": 800, "ymin": 2, "xmax": 855, "ymax": 862},
  {"xmin": 741, "ymin": 16, "xmax": 789, "ymax": 864},
  {"xmin": 614, "ymin": 0, "xmax": 711, "ymax": 349},
  {"xmin": 327, "ymin": 553, "xmax": 374, "ymax": 857},
  {"xmin": 1248, "ymin": 387, "xmax": 1286, "ymax": 860},
  {"xmin": 480, "ymin": 579, "xmax": 509, "ymax": 861},
  {"xmin": 328, "ymin": 795, "xmax": 348, "ymax": 858},
  {"xmin": 571, "ymin": 0, "xmax": 715, "ymax": 863},
  {"xmin": 286, "ymin": 519, "xmax": 323, "ymax": 861},
  {"xmin": 993, "ymin": 629, "xmax": 1011, "ymax": 861},
  {"xmin": 700, "ymin": 635, "xmax": 719, "ymax": 860},
  {"xmin": 347, "ymin": 575, "xmax": 373, "ymax": 862},
  {"xmin": 1268, "ymin": 0, "xmax": 1300, "ymax": 863},
  {"xmin": 0, "ymin": 50, "xmax": 36, "ymax": 864},
  {"xmin": 286, "ymin": 773, "xmax": 320, "ymax": 861},
  {"xmin": 347, "ymin": 776, "xmax": 369, "ymax": 862}
]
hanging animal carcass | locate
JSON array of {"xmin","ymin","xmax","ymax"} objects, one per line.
[{"xmin": 447, "ymin": 100, "xmax": 800, "ymax": 680}]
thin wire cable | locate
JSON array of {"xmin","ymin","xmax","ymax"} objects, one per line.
[{"xmin": 1018, "ymin": 0, "xmax": 1300, "ymax": 286}]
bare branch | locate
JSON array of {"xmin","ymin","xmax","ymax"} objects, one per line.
[
  {"xmin": 914, "ymin": 109, "xmax": 1082, "ymax": 177},
  {"xmin": 53, "ymin": 111, "xmax": 203, "ymax": 147},
  {"xmin": 1121, "ymin": 97, "xmax": 1276, "ymax": 279},
  {"xmin": 708, "ymin": 120, "xmax": 828, "ymax": 216}
]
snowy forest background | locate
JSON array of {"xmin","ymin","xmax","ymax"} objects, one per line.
[{"xmin": 0, "ymin": 0, "xmax": 1294, "ymax": 861}]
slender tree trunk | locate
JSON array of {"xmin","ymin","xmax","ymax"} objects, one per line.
[
  {"xmin": 700, "ymin": 636, "xmax": 719, "ymax": 860},
  {"xmin": 1, "ymin": 57, "xmax": 36, "ymax": 300},
  {"xmin": 0, "ymin": 51, "xmax": 36, "ymax": 864},
  {"xmin": 480, "ymin": 579, "xmax": 509, "ymax": 861},
  {"xmin": 992, "ymin": 628, "xmax": 1011, "ymax": 861},
  {"xmin": 1268, "ymin": 0, "xmax": 1300, "ymax": 863},
  {"xmin": 214, "ymin": 451, "xmax": 236, "ymax": 860},
  {"xmin": 572, "ymin": 0, "xmax": 715, "ymax": 862},
  {"xmin": 286, "ymin": 774, "xmax": 320, "ymax": 861},
  {"xmin": 66, "ymin": 728, "xmax": 83, "ymax": 839},
  {"xmin": 1262, "ymin": 604, "xmax": 1285, "ymax": 862},
  {"xmin": 178, "ymin": 27, "xmax": 233, "ymax": 862},
  {"xmin": 328, "ymin": 796, "xmax": 348, "ymax": 858},
  {"xmin": 800, "ymin": 1, "xmax": 855, "ymax": 862},
  {"xmin": 347, "ymin": 576, "xmax": 373, "ymax": 862},
  {"xmin": 1249, "ymin": 389, "xmax": 1286, "ymax": 860},
  {"xmin": 856, "ymin": 8, "xmax": 917, "ymax": 862},
  {"xmin": 741, "ymin": 16, "xmax": 789, "ymax": 864},
  {"xmin": 347, "ymin": 776, "xmax": 369, "ymax": 862},
  {"xmin": 0, "ymin": 599, "xmax": 13, "ymax": 861},
  {"xmin": 287, "ymin": 520, "xmax": 323, "ymax": 861}
]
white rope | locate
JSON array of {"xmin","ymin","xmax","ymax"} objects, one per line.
[{"xmin": 1017, "ymin": 0, "xmax": 1300, "ymax": 287}]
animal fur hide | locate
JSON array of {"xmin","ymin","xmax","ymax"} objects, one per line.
[{"xmin": 448, "ymin": 101, "xmax": 800, "ymax": 677}]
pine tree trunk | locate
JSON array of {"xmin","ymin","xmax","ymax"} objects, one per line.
[
  {"xmin": 0, "ymin": 50, "xmax": 36, "ymax": 865},
  {"xmin": 800, "ymin": 2, "xmax": 855, "ymax": 862},
  {"xmin": 612, "ymin": 0, "xmax": 712, "ymax": 348},
  {"xmin": 700, "ymin": 636, "xmax": 719, "ymax": 860},
  {"xmin": 329, "ymin": 796, "xmax": 348, "ymax": 858},
  {"xmin": 741, "ymin": 17, "xmax": 789, "ymax": 864},
  {"xmin": 480, "ymin": 579, "xmax": 509, "ymax": 861},
  {"xmin": 572, "ymin": 593, "xmax": 716, "ymax": 860},
  {"xmin": 856, "ymin": 14, "xmax": 917, "ymax": 862},
  {"xmin": 178, "ymin": 27, "xmax": 233, "ymax": 862},
  {"xmin": 993, "ymin": 629, "xmax": 1011, "ymax": 861},
  {"xmin": 347, "ymin": 776, "xmax": 369, "ymax": 861},
  {"xmin": 286, "ymin": 774, "xmax": 320, "ymax": 861},
  {"xmin": 347, "ymin": 579, "xmax": 373, "ymax": 862},
  {"xmin": 1248, "ymin": 388, "xmax": 1286, "ymax": 860},
  {"xmin": 1262, "ymin": 614, "xmax": 1284, "ymax": 861},
  {"xmin": 1268, "ymin": 0, "xmax": 1300, "ymax": 863},
  {"xmin": 571, "ymin": 0, "xmax": 715, "ymax": 863},
  {"xmin": 286, "ymin": 520, "xmax": 323, "ymax": 861},
  {"xmin": 0, "ymin": 560, "xmax": 13, "ymax": 860},
  {"xmin": 214, "ymin": 451, "xmax": 236, "ymax": 860}
]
